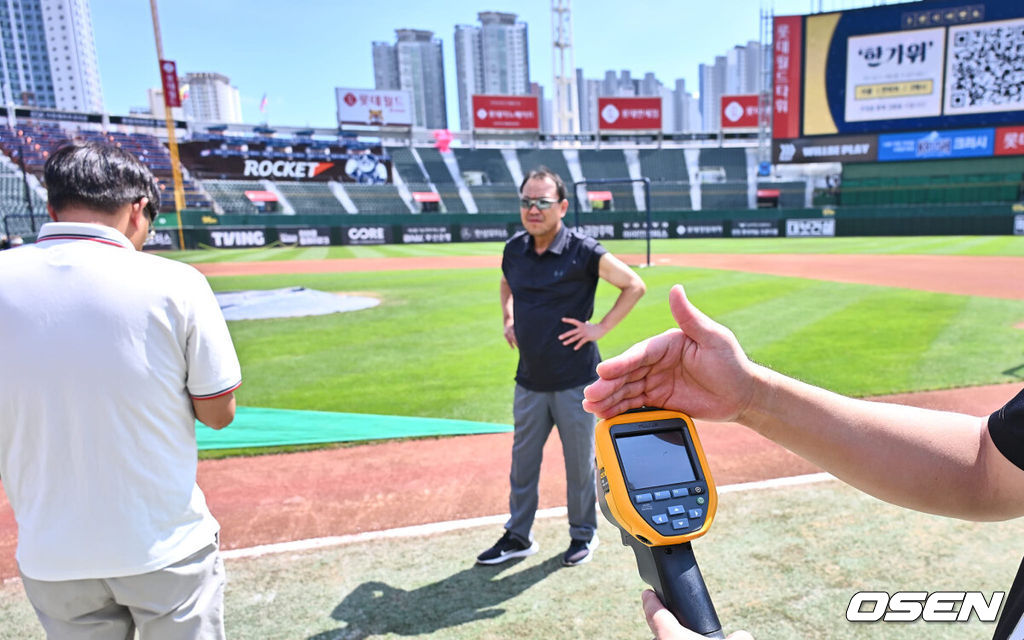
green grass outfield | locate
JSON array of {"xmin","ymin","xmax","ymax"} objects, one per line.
[
  {"xmin": 189, "ymin": 237, "xmax": 1024, "ymax": 426},
  {"xmin": 0, "ymin": 479, "xmax": 1018, "ymax": 639}
]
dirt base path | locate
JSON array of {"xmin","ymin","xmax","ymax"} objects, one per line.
[
  {"xmin": 0, "ymin": 252, "xmax": 1020, "ymax": 580},
  {"xmin": 195, "ymin": 253, "xmax": 1024, "ymax": 300}
]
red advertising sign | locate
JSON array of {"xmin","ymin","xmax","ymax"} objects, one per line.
[
  {"xmin": 772, "ymin": 15, "xmax": 802, "ymax": 139},
  {"xmin": 598, "ymin": 97, "xmax": 661, "ymax": 130},
  {"xmin": 472, "ymin": 95, "xmax": 539, "ymax": 130},
  {"xmin": 995, "ymin": 126, "xmax": 1024, "ymax": 156},
  {"xmin": 720, "ymin": 94, "xmax": 761, "ymax": 129},
  {"xmin": 159, "ymin": 60, "xmax": 181, "ymax": 108}
]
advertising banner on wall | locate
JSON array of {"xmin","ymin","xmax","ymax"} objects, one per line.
[
  {"xmin": 721, "ymin": 95, "xmax": 761, "ymax": 129},
  {"xmin": 786, "ymin": 218, "xmax": 836, "ymax": 237},
  {"xmin": 995, "ymin": 125, "xmax": 1024, "ymax": 156},
  {"xmin": 341, "ymin": 224, "xmax": 392, "ymax": 246},
  {"xmin": 176, "ymin": 140, "xmax": 392, "ymax": 184},
  {"xmin": 459, "ymin": 224, "xmax": 510, "ymax": 242},
  {"xmin": 777, "ymin": 1, "xmax": 1024, "ymax": 148},
  {"xmin": 675, "ymin": 222, "xmax": 726, "ymax": 238},
  {"xmin": 731, "ymin": 220, "xmax": 780, "ymax": 237},
  {"xmin": 843, "ymin": 27, "xmax": 946, "ymax": 124},
  {"xmin": 472, "ymin": 95, "xmax": 540, "ymax": 130},
  {"xmin": 336, "ymin": 88, "xmax": 413, "ymax": 127},
  {"xmin": 278, "ymin": 227, "xmax": 332, "ymax": 246},
  {"xmin": 575, "ymin": 223, "xmax": 618, "ymax": 240},
  {"xmin": 877, "ymin": 127, "xmax": 994, "ymax": 161},
  {"xmin": 207, "ymin": 228, "xmax": 269, "ymax": 248},
  {"xmin": 598, "ymin": 97, "xmax": 662, "ymax": 131},
  {"xmin": 401, "ymin": 225, "xmax": 453, "ymax": 244},
  {"xmin": 773, "ymin": 134, "xmax": 878, "ymax": 163},
  {"xmin": 772, "ymin": 15, "xmax": 803, "ymax": 139},
  {"xmin": 143, "ymin": 230, "xmax": 178, "ymax": 251},
  {"xmin": 159, "ymin": 60, "xmax": 182, "ymax": 108}
]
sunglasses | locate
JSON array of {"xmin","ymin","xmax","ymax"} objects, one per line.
[
  {"xmin": 137, "ymin": 196, "xmax": 157, "ymax": 243},
  {"xmin": 519, "ymin": 197, "xmax": 560, "ymax": 211}
]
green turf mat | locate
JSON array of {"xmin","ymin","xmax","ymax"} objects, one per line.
[{"xmin": 195, "ymin": 406, "xmax": 512, "ymax": 450}]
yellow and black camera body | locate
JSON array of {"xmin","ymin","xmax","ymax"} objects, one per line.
[
  {"xmin": 595, "ymin": 407, "xmax": 724, "ymax": 638},
  {"xmin": 596, "ymin": 408, "xmax": 717, "ymax": 545}
]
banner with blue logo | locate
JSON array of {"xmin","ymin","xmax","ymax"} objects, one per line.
[{"xmin": 877, "ymin": 128, "xmax": 994, "ymax": 161}]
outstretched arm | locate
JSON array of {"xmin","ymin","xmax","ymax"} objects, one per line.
[{"xmin": 583, "ymin": 284, "xmax": 1024, "ymax": 522}]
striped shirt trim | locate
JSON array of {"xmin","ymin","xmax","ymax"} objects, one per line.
[
  {"xmin": 36, "ymin": 234, "xmax": 128, "ymax": 248},
  {"xmin": 191, "ymin": 380, "xmax": 242, "ymax": 400}
]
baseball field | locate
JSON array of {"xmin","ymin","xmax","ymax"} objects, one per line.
[{"xmin": 1, "ymin": 235, "xmax": 1023, "ymax": 639}]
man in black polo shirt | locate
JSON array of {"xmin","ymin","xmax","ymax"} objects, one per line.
[
  {"xmin": 476, "ymin": 166, "xmax": 646, "ymax": 568},
  {"xmin": 582, "ymin": 284, "xmax": 1024, "ymax": 639}
]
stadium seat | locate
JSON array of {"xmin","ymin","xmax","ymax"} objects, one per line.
[
  {"xmin": 452, "ymin": 148, "xmax": 515, "ymax": 185},
  {"xmin": 275, "ymin": 182, "xmax": 347, "ymax": 215}
]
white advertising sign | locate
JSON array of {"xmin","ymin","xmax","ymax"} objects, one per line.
[
  {"xmin": 336, "ymin": 88, "xmax": 413, "ymax": 127},
  {"xmin": 845, "ymin": 27, "xmax": 945, "ymax": 122}
]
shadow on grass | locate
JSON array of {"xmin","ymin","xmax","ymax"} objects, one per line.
[{"xmin": 308, "ymin": 555, "xmax": 563, "ymax": 639}]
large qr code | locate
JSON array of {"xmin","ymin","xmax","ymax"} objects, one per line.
[{"xmin": 946, "ymin": 17, "xmax": 1024, "ymax": 115}]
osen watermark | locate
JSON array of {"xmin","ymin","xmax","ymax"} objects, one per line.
[{"xmin": 847, "ymin": 591, "xmax": 1004, "ymax": 623}]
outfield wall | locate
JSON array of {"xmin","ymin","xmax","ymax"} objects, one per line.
[{"xmin": 147, "ymin": 204, "xmax": 1024, "ymax": 250}]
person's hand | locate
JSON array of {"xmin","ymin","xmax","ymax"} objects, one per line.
[
  {"xmin": 642, "ymin": 590, "xmax": 753, "ymax": 640},
  {"xmin": 504, "ymin": 322, "xmax": 517, "ymax": 349},
  {"xmin": 559, "ymin": 317, "xmax": 607, "ymax": 351},
  {"xmin": 583, "ymin": 284, "xmax": 759, "ymax": 421}
]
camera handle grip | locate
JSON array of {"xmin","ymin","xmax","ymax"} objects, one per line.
[{"xmin": 623, "ymin": 532, "xmax": 724, "ymax": 638}]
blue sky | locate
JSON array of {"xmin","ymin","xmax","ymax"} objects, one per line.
[{"xmin": 91, "ymin": 0, "xmax": 914, "ymax": 130}]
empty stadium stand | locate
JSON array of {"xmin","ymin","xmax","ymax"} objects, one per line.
[
  {"xmin": 516, "ymin": 149, "xmax": 572, "ymax": 191},
  {"xmin": 700, "ymin": 182, "xmax": 749, "ymax": 210},
  {"xmin": 469, "ymin": 185, "xmax": 519, "ymax": 213},
  {"xmin": 275, "ymin": 182, "xmax": 347, "ymax": 215},
  {"xmin": 343, "ymin": 184, "xmax": 410, "ymax": 214},
  {"xmin": 757, "ymin": 181, "xmax": 807, "ymax": 209},
  {"xmin": 698, "ymin": 147, "xmax": 747, "ymax": 181},
  {"xmin": 452, "ymin": 148, "xmax": 515, "ymax": 184},
  {"xmin": 0, "ymin": 113, "xmax": 1018, "ymax": 230},
  {"xmin": 637, "ymin": 148, "xmax": 692, "ymax": 210},
  {"xmin": 838, "ymin": 158, "xmax": 1022, "ymax": 207},
  {"xmin": 637, "ymin": 149, "xmax": 689, "ymax": 183},
  {"xmin": 0, "ymin": 125, "xmax": 213, "ymax": 212},
  {"xmin": 416, "ymin": 148, "xmax": 455, "ymax": 184},
  {"xmin": 202, "ymin": 180, "xmax": 263, "ymax": 215},
  {"xmin": 388, "ymin": 146, "xmax": 429, "ymax": 183},
  {"xmin": 576, "ymin": 149, "xmax": 638, "ymax": 211}
]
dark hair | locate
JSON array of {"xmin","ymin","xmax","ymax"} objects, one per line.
[
  {"xmin": 520, "ymin": 166, "xmax": 567, "ymax": 202},
  {"xmin": 44, "ymin": 141, "xmax": 160, "ymax": 218}
]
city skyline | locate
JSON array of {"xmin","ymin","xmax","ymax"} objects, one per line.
[{"xmin": 88, "ymin": 0, "xmax": 916, "ymax": 130}]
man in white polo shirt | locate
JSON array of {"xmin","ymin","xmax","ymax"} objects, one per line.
[{"xmin": 0, "ymin": 142, "xmax": 241, "ymax": 639}]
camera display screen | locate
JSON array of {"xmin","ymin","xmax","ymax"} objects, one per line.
[{"xmin": 616, "ymin": 429, "xmax": 697, "ymax": 490}]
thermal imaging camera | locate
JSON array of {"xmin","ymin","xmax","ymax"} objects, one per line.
[{"xmin": 595, "ymin": 408, "xmax": 724, "ymax": 638}]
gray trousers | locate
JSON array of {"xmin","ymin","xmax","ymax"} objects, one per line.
[
  {"xmin": 20, "ymin": 540, "xmax": 225, "ymax": 640},
  {"xmin": 505, "ymin": 383, "xmax": 598, "ymax": 544}
]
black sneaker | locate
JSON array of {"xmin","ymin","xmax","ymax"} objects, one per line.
[
  {"xmin": 476, "ymin": 530, "xmax": 538, "ymax": 565},
  {"xmin": 562, "ymin": 534, "xmax": 599, "ymax": 567}
]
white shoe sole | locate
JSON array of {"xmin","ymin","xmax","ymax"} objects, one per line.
[
  {"xmin": 562, "ymin": 534, "xmax": 599, "ymax": 567},
  {"xmin": 476, "ymin": 540, "xmax": 539, "ymax": 565}
]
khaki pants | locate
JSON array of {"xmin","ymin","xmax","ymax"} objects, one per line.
[{"xmin": 20, "ymin": 541, "xmax": 225, "ymax": 640}]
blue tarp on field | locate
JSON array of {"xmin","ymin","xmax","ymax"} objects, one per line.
[{"xmin": 196, "ymin": 406, "xmax": 512, "ymax": 450}]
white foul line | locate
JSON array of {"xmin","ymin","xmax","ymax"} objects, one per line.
[{"xmin": 220, "ymin": 472, "xmax": 836, "ymax": 561}]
